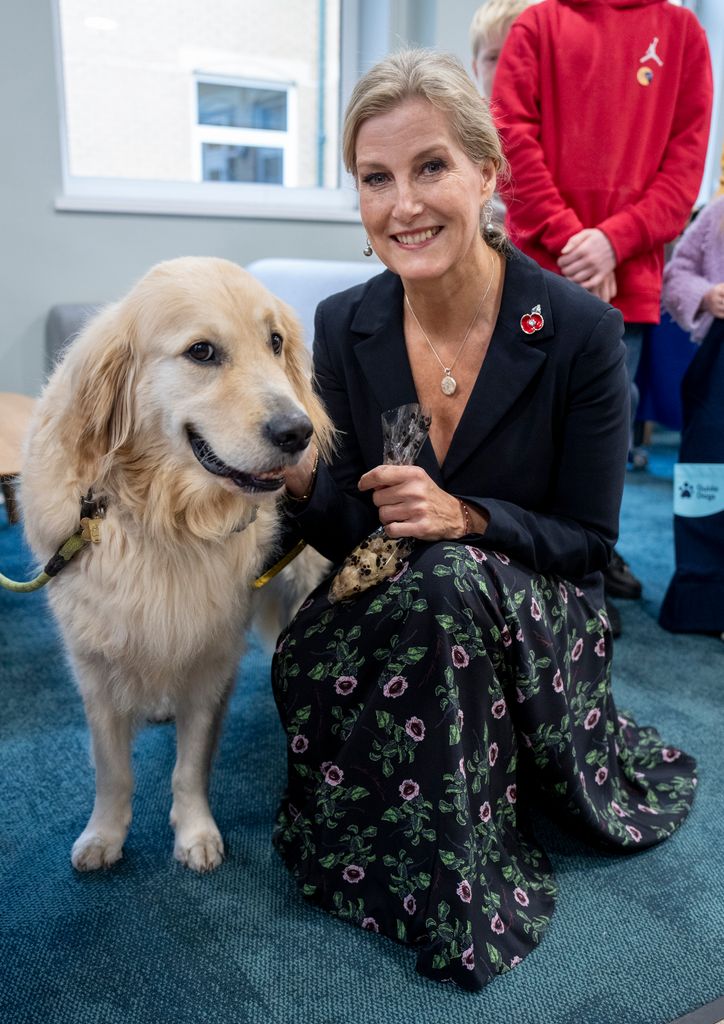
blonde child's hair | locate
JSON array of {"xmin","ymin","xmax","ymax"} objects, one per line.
[{"xmin": 469, "ymin": 0, "xmax": 532, "ymax": 57}]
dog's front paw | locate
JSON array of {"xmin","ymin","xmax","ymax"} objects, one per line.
[
  {"xmin": 71, "ymin": 831, "xmax": 124, "ymax": 872},
  {"xmin": 174, "ymin": 828, "xmax": 224, "ymax": 873}
]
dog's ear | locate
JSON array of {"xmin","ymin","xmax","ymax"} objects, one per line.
[
  {"xmin": 64, "ymin": 303, "xmax": 139, "ymax": 476},
  {"xmin": 278, "ymin": 302, "xmax": 335, "ymax": 460}
]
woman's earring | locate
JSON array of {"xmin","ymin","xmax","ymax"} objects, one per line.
[
  {"xmin": 483, "ymin": 200, "xmax": 495, "ymax": 235},
  {"xmin": 363, "ymin": 237, "xmax": 373, "ymax": 257}
]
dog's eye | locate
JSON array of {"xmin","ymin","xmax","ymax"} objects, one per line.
[
  {"xmin": 270, "ymin": 331, "xmax": 284, "ymax": 356},
  {"xmin": 186, "ymin": 341, "xmax": 216, "ymax": 363}
]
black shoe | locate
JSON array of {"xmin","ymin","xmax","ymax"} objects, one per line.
[
  {"xmin": 603, "ymin": 550, "xmax": 643, "ymax": 600},
  {"xmin": 605, "ymin": 600, "xmax": 622, "ymax": 638}
]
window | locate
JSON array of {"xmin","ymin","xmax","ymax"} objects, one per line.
[
  {"xmin": 54, "ymin": 0, "xmax": 366, "ymax": 220},
  {"xmin": 195, "ymin": 79, "xmax": 296, "ymax": 186}
]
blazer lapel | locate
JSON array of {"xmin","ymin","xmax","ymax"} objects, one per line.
[
  {"xmin": 346, "ymin": 253, "xmax": 554, "ymax": 484},
  {"xmin": 442, "ymin": 251, "xmax": 553, "ymax": 479},
  {"xmin": 349, "ymin": 271, "xmax": 444, "ymax": 484}
]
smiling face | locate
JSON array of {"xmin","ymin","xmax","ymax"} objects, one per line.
[
  {"xmin": 355, "ymin": 97, "xmax": 495, "ymax": 291},
  {"xmin": 63, "ymin": 257, "xmax": 332, "ymax": 514}
]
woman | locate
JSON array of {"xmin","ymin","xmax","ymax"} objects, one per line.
[
  {"xmin": 659, "ymin": 195, "xmax": 724, "ymax": 635},
  {"xmin": 274, "ymin": 50, "xmax": 696, "ymax": 990}
]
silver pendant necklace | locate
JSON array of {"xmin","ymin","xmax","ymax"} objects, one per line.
[{"xmin": 404, "ymin": 248, "xmax": 496, "ymax": 396}]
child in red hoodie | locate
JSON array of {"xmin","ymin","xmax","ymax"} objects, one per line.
[{"xmin": 492, "ymin": 0, "xmax": 713, "ymax": 611}]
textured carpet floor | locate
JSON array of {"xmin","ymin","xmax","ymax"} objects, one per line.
[{"xmin": 1, "ymin": 441, "xmax": 723, "ymax": 1024}]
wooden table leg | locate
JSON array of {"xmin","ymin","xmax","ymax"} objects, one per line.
[{"xmin": 1, "ymin": 476, "xmax": 20, "ymax": 524}]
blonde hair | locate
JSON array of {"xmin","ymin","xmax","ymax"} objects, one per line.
[
  {"xmin": 469, "ymin": 0, "xmax": 532, "ymax": 57},
  {"xmin": 342, "ymin": 48, "xmax": 510, "ymax": 253}
]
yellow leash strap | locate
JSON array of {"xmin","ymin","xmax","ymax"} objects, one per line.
[
  {"xmin": 252, "ymin": 538, "xmax": 307, "ymax": 589},
  {"xmin": 2, "ymin": 501, "xmax": 301, "ymax": 593},
  {"xmin": 0, "ymin": 514, "xmax": 101, "ymax": 594}
]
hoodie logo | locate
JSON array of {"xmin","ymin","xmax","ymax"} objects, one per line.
[
  {"xmin": 640, "ymin": 37, "xmax": 664, "ymax": 67},
  {"xmin": 637, "ymin": 36, "xmax": 663, "ymax": 86}
]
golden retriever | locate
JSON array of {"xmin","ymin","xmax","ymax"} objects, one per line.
[{"xmin": 21, "ymin": 257, "xmax": 332, "ymax": 873}]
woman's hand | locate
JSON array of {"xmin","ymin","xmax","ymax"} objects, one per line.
[
  {"xmin": 358, "ymin": 464, "xmax": 487, "ymax": 540},
  {"xmin": 283, "ymin": 443, "xmax": 318, "ymax": 501},
  {"xmin": 701, "ymin": 283, "xmax": 724, "ymax": 319}
]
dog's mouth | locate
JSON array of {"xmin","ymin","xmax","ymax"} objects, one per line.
[{"xmin": 187, "ymin": 429, "xmax": 285, "ymax": 493}]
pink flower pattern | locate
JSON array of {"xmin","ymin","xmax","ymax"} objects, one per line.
[
  {"xmin": 324, "ymin": 765, "xmax": 343, "ymax": 786},
  {"xmin": 335, "ymin": 675, "xmax": 358, "ymax": 695},
  {"xmin": 452, "ymin": 645, "xmax": 470, "ymax": 668},
  {"xmin": 383, "ymin": 675, "xmax": 408, "ymax": 698},
  {"xmin": 405, "ymin": 717, "xmax": 425, "ymax": 742},
  {"xmin": 492, "ymin": 699, "xmax": 507, "ymax": 719},
  {"xmin": 457, "ymin": 880, "xmax": 472, "ymax": 903},
  {"xmin": 272, "ymin": 540, "xmax": 696, "ymax": 990},
  {"xmin": 584, "ymin": 708, "xmax": 601, "ymax": 731}
]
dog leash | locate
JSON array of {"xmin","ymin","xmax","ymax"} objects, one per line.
[
  {"xmin": 1, "ymin": 489, "xmax": 305, "ymax": 593},
  {"xmin": 0, "ymin": 490, "xmax": 105, "ymax": 593},
  {"xmin": 251, "ymin": 538, "xmax": 307, "ymax": 589}
]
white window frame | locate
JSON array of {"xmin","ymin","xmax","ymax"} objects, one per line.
[
  {"xmin": 52, "ymin": 0, "xmax": 369, "ymax": 222},
  {"xmin": 193, "ymin": 75, "xmax": 298, "ymax": 188}
]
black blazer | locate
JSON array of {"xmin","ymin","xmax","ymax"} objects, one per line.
[{"xmin": 293, "ymin": 248, "xmax": 628, "ymax": 583}]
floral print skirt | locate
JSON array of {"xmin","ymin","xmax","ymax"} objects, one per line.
[{"xmin": 271, "ymin": 542, "xmax": 696, "ymax": 990}]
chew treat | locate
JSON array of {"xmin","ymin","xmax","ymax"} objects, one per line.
[{"xmin": 329, "ymin": 404, "xmax": 431, "ymax": 603}]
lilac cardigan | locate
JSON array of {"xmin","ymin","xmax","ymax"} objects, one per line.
[{"xmin": 662, "ymin": 195, "xmax": 724, "ymax": 342}]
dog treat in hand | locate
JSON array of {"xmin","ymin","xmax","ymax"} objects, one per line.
[{"xmin": 329, "ymin": 404, "xmax": 431, "ymax": 604}]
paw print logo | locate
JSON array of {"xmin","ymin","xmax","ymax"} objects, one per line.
[{"xmin": 679, "ymin": 481, "xmax": 693, "ymax": 499}]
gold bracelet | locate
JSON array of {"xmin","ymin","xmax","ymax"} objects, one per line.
[
  {"xmin": 288, "ymin": 446, "xmax": 319, "ymax": 503},
  {"xmin": 458, "ymin": 499, "xmax": 471, "ymax": 537}
]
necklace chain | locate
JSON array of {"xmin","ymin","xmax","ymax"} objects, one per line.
[{"xmin": 404, "ymin": 248, "xmax": 496, "ymax": 396}]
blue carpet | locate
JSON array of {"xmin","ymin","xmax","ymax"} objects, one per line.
[{"xmin": 1, "ymin": 442, "xmax": 723, "ymax": 1024}]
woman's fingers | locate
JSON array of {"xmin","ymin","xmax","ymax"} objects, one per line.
[
  {"xmin": 377, "ymin": 501, "xmax": 410, "ymax": 525},
  {"xmin": 358, "ymin": 464, "xmax": 424, "ymax": 491}
]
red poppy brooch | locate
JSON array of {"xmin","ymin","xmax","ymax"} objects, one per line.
[{"xmin": 520, "ymin": 304, "xmax": 544, "ymax": 334}]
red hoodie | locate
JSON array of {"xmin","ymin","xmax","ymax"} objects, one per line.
[{"xmin": 491, "ymin": 0, "xmax": 713, "ymax": 322}]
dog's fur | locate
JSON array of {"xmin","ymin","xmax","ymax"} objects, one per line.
[{"xmin": 21, "ymin": 257, "xmax": 332, "ymax": 873}]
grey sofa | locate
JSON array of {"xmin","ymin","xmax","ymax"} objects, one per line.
[{"xmin": 45, "ymin": 258, "xmax": 381, "ymax": 371}]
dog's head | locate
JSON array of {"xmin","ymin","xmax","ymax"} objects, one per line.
[{"xmin": 60, "ymin": 257, "xmax": 333, "ymax": 537}]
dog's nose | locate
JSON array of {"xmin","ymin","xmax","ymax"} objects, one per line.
[{"xmin": 265, "ymin": 412, "xmax": 314, "ymax": 454}]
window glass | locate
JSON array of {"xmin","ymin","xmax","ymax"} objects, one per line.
[
  {"xmin": 198, "ymin": 83, "xmax": 288, "ymax": 131},
  {"xmin": 202, "ymin": 143, "xmax": 284, "ymax": 183}
]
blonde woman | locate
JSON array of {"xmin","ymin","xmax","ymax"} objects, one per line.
[{"xmin": 275, "ymin": 49, "xmax": 696, "ymax": 990}]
